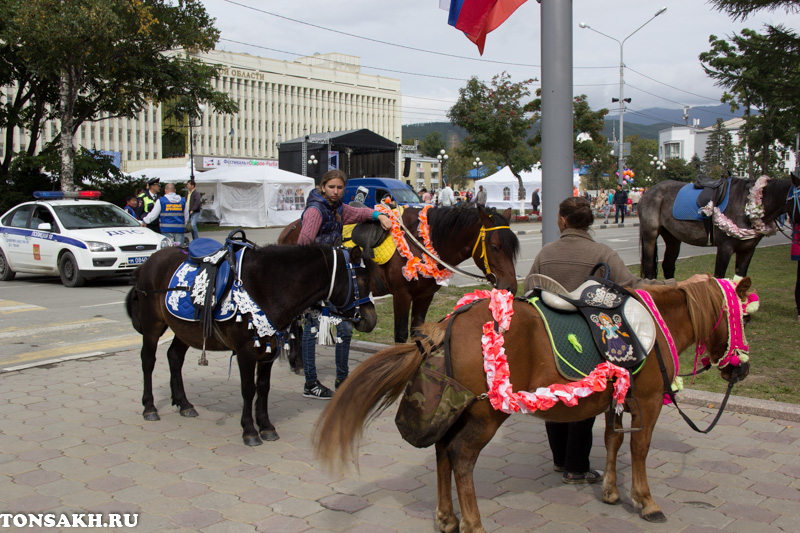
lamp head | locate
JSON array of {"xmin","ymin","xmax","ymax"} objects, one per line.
[
  {"xmin": 579, "ymin": 22, "xmax": 588, "ymax": 28},
  {"xmin": 655, "ymin": 7, "xmax": 667, "ymax": 16}
]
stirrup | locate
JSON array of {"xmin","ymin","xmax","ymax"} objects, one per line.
[{"xmin": 609, "ymin": 397, "xmax": 642, "ymax": 433}]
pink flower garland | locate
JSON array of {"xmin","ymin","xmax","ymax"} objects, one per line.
[
  {"xmin": 456, "ymin": 289, "xmax": 631, "ymax": 416},
  {"xmin": 700, "ymin": 176, "xmax": 776, "ymax": 239}
]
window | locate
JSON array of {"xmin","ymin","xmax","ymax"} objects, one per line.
[
  {"xmin": 503, "ymin": 187, "xmax": 511, "ymax": 201},
  {"xmin": 4, "ymin": 205, "xmax": 33, "ymax": 228},
  {"xmin": 664, "ymin": 142, "xmax": 681, "ymax": 160},
  {"xmin": 31, "ymin": 206, "xmax": 58, "ymax": 233}
]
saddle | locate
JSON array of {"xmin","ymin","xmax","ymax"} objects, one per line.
[
  {"xmin": 349, "ymin": 221, "xmax": 390, "ymax": 260},
  {"xmin": 527, "ymin": 265, "xmax": 656, "ymax": 373},
  {"xmin": 673, "ymin": 177, "xmax": 732, "ymax": 244}
]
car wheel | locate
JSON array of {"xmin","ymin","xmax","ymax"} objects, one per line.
[
  {"xmin": 0, "ymin": 249, "xmax": 16, "ymax": 281},
  {"xmin": 59, "ymin": 252, "xmax": 86, "ymax": 287}
]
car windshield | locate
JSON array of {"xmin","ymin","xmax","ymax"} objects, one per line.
[
  {"xmin": 392, "ymin": 188, "xmax": 422, "ymax": 203},
  {"xmin": 53, "ymin": 204, "xmax": 140, "ymax": 229}
]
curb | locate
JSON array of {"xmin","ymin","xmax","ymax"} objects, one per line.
[
  {"xmin": 510, "ymin": 222, "xmax": 640, "ymax": 235},
  {"xmin": 350, "ymin": 340, "xmax": 800, "ymax": 422}
]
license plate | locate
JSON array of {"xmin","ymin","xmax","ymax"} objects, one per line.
[{"xmin": 127, "ymin": 256, "xmax": 149, "ymax": 265}]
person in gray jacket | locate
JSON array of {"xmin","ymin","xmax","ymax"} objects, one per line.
[{"xmin": 185, "ymin": 179, "xmax": 202, "ymax": 241}]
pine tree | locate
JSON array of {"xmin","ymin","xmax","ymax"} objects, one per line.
[{"xmin": 703, "ymin": 119, "xmax": 736, "ymax": 178}]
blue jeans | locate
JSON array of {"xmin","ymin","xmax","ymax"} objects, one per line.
[
  {"xmin": 163, "ymin": 232, "xmax": 185, "ymax": 245},
  {"xmin": 301, "ymin": 314, "xmax": 353, "ymax": 384},
  {"xmin": 189, "ymin": 213, "xmax": 200, "ymax": 241}
]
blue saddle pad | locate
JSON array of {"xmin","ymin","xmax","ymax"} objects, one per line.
[
  {"xmin": 673, "ymin": 181, "xmax": 731, "ymax": 221},
  {"xmin": 188, "ymin": 238, "xmax": 225, "ymax": 263},
  {"xmin": 166, "ymin": 249, "xmax": 242, "ymax": 322}
]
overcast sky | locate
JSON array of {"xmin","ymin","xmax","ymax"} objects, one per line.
[{"xmin": 202, "ymin": 0, "xmax": 800, "ymax": 127}]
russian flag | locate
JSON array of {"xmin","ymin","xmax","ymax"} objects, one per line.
[{"xmin": 441, "ymin": 0, "xmax": 528, "ymax": 55}]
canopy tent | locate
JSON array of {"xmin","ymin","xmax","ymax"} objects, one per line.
[
  {"xmin": 126, "ymin": 165, "xmax": 193, "ymax": 183},
  {"xmin": 193, "ymin": 166, "xmax": 314, "ymax": 227},
  {"xmin": 474, "ymin": 166, "xmax": 542, "ymax": 210}
]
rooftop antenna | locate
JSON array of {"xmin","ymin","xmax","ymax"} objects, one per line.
[{"xmin": 683, "ymin": 105, "xmax": 691, "ymax": 126}]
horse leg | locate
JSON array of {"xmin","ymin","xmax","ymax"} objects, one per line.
[
  {"xmin": 660, "ymin": 232, "xmax": 682, "ymax": 280},
  {"xmin": 640, "ymin": 223, "xmax": 660, "ymax": 279},
  {"xmin": 255, "ymin": 360, "xmax": 279, "ymax": 442},
  {"xmin": 733, "ymin": 244, "xmax": 757, "ymax": 278},
  {"xmin": 140, "ymin": 326, "xmax": 166, "ymax": 421},
  {"xmin": 628, "ymin": 403, "xmax": 665, "ymax": 522},
  {"xmin": 166, "ymin": 337, "xmax": 198, "ymax": 417},
  {"xmin": 434, "ymin": 442, "xmax": 458, "ymax": 533},
  {"xmin": 602, "ymin": 411, "xmax": 625, "ymax": 505},
  {"xmin": 409, "ymin": 293, "xmax": 435, "ymax": 339},
  {"xmin": 392, "ymin": 293, "xmax": 412, "ymax": 343},
  {"xmin": 286, "ymin": 319, "xmax": 304, "ymax": 375},
  {"xmin": 236, "ymin": 354, "xmax": 261, "ymax": 446},
  {"xmin": 714, "ymin": 243, "xmax": 735, "ymax": 278}
]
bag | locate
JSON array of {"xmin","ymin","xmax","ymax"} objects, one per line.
[{"xmin": 395, "ymin": 350, "xmax": 476, "ymax": 448}]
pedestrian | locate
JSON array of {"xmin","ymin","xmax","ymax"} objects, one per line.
[
  {"xmin": 793, "ymin": 219, "xmax": 800, "ymax": 323},
  {"xmin": 297, "ymin": 169, "xmax": 393, "ymax": 399},
  {"xmin": 185, "ymin": 179, "xmax": 202, "ymax": 242},
  {"xmin": 439, "ymin": 181, "xmax": 456, "ymax": 207},
  {"xmin": 141, "ymin": 182, "xmax": 186, "ymax": 245},
  {"xmin": 421, "ymin": 187, "xmax": 432, "ymax": 204},
  {"xmin": 613, "ymin": 184, "xmax": 628, "ymax": 224},
  {"xmin": 137, "ymin": 178, "xmax": 161, "ymax": 232},
  {"xmin": 531, "ymin": 187, "xmax": 540, "ymax": 215},
  {"xmin": 602, "ymin": 190, "xmax": 611, "ymax": 224},
  {"xmin": 123, "ymin": 195, "xmax": 138, "ymax": 219},
  {"xmin": 474, "ymin": 185, "xmax": 487, "ymax": 207},
  {"xmin": 524, "ymin": 196, "xmax": 708, "ymax": 484},
  {"xmin": 630, "ymin": 188, "xmax": 641, "ymax": 215}
]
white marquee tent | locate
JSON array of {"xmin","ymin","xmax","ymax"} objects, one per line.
[
  {"xmin": 193, "ymin": 166, "xmax": 313, "ymax": 227},
  {"xmin": 474, "ymin": 165, "xmax": 581, "ymax": 211}
]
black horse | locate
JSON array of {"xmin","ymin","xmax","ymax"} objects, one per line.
[
  {"xmin": 126, "ymin": 242, "xmax": 377, "ymax": 446},
  {"xmin": 639, "ymin": 174, "xmax": 800, "ymax": 279}
]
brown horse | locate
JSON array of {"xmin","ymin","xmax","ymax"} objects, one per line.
[
  {"xmin": 126, "ymin": 243, "xmax": 376, "ymax": 446},
  {"xmin": 279, "ymin": 204, "xmax": 520, "ymax": 344},
  {"xmin": 314, "ymin": 277, "xmax": 752, "ymax": 532}
]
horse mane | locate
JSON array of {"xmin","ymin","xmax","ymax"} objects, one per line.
[
  {"xmin": 643, "ymin": 281, "xmax": 723, "ymax": 342},
  {"xmin": 428, "ymin": 205, "xmax": 520, "ymax": 261}
]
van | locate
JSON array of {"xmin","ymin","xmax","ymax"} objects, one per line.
[{"xmin": 342, "ymin": 178, "xmax": 425, "ymax": 208}]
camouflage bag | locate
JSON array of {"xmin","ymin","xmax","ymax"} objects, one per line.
[{"xmin": 395, "ymin": 337, "xmax": 477, "ymax": 448}]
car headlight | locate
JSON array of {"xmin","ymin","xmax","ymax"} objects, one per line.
[
  {"xmin": 159, "ymin": 238, "xmax": 171, "ymax": 249},
  {"xmin": 86, "ymin": 241, "xmax": 114, "ymax": 252}
]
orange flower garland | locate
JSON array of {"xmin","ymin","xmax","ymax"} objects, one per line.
[{"xmin": 376, "ymin": 204, "xmax": 452, "ymax": 284}]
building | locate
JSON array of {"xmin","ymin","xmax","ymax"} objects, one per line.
[
  {"xmin": 399, "ymin": 142, "xmax": 442, "ymax": 193},
  {"xmin": 0, "ymin": 50, "xmax": 402, "ymax": 173},
  {"xmin": 658, "ymin": 118, "xmax": 795, "ymax": 176}
]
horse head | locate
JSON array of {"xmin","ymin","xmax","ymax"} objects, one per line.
[
  {"xmin": 331, "ymin": 245, "xmax": 378, "ymax": 333},
  {"xmin": 473, "ymin": 206, "xmax": 520, "ymax": 294},
  {"xmin": 686, "ymin": 276, "xmax": 753, "ymax": 384}
]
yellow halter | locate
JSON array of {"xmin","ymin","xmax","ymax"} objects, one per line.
[{"xmin": 471, "ymin": 225, "xmax": 511, "ymax": 276}]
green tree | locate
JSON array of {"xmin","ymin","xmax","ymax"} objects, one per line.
[
  {"xmin": 663, "ymin": 157, "xmax": 696, "ymax": 183},
  {"xmin": 448, "ymin": 73, "xmax": 537, "ymax": 200},
  {"xmin": 419, "ymin": 131, "xmax": 446, "ymax": 158},
  {"xmin": 9, "ymin": 0, "xmax": 238, "ymax": 191},
  {"xmin": 708, "ymin": 0, "xmax": 800, "ymax": 20},
  {"xmin": 571, "ymin": 95, "xmax": 609, "ymax": 167},
  {"xmin": 703, "ymin": 118, "xmax": 737, "ymax": 177}
]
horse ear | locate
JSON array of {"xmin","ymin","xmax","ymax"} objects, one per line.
[
  {"xmin": 735, "ymin": 276, "xmax": 752, "ymax": 300},
  {"xmin": 791, "ymin": 171, "xmax": 800, "ymax": 188},
  {"xmin": 502, "ymin": 208, "xmax": 512, "ymax": 221},
  {"xmin": 348, "ymin": 245, "xmax": 362, "ymax": 265}
]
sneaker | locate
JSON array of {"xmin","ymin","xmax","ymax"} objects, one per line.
[
  {"xmin": 303, "ymin": 380, "xmax": 333, "ymax": 400},
  {"xmin": 553, "ymin": 464, "xmax": 565, "ymax": 472},
  {"xmin": 335, "ymin": 376, "xmax": 347, "ymax": 390},
  {"xmin": 562, "ymin": 470, "xmax": 603, "ymax": 484}
]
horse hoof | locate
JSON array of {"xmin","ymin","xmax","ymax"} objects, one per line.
[
  {"xmin": 243, "ymin": 435, "xmax": 263, "ymax": 447},
  {"xmin": 180, "ymin": 407, "xmax": 199, "ymax": 418},
  {"xmin": 260, "ymin": 429, "xmax": 279, "ymax": 441},
  {"xmin": 642, "ymin": 511, "xmax": 667, "ymax": 523},
  {"xmin": 143, "ymin": 411, "xmax": 160, "ymax": 421}
]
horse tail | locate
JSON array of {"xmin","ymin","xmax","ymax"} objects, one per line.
[
  {"xmin": 313, "ymin": 325, "xmax": 442, "ymax": 470},
  {"xmin": 125, "ymin": 268, "xmax": 143, "ymax": 334}
]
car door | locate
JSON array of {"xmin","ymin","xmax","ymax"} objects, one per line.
[
  {"xmin": 1, "ymin": 204, "xmax": 34, "ymax": 270},
  {"xmin": 28, "ymin": 205, "xmax": 60, "ymax": 271}
]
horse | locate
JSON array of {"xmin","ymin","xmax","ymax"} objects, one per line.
[
  {"xmin": 278, "ymin": 204, "xmax": 520, "ymax": 348},
  {"xmin": 125, "ymin": 242, "xmax": 377, "ymax": 446},
  {"xmin": 639, "ymin": 173, "xmax": 800, "ymax": 279},
  {"xmin": 313, "ymin": 277, "xmax": 752, "ymax": 532}
]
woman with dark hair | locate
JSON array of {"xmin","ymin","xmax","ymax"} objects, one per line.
[
  {"xmin": 524, "ymin": 196, "xmax": 707, "ymax": 483},
  {"xmin": 297, "ymin": 169, "xmax": 393, "ymax": 399}
]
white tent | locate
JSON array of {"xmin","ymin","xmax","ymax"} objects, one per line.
[
  {"xmin": 474, "ymin": 166, "xmax": 542, "ymax": 210},
  {"xmin": 127, "ymin": 165, "xmax": 193, "ymax": 183},
  {"xmin": 193, "ymin": 166, "xmax": 313, "ymax": 227}
]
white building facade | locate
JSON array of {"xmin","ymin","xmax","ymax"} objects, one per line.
[{"xmin": 1, "ymin": 51, "xmax": 402, "ymax": 172}]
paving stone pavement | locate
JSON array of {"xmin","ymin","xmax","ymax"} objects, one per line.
[{"xmin": 2, "ymin": 343, "xmax": 800, "ymax": 533}]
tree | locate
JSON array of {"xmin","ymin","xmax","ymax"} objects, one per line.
[
  {"xmin": 419, "ymin": 132, "xmax": 446, "ymax": 158},
  {"xmin": 708, "ymin": 0, "xmax": 800, "ymax": 20},
  {"xmin": 571, "ymin": 95, "xmax": 609, "ymax": 167},
  {"xmin": 703, "ymin": 118, "xmax": 736, "ymax": 177},
  {"xmin": 448, "ymin": 73, "xmax": 537, "ymax": 200},
  {"xmin": 9, "ymin": 0, "xmax": 238, "ymax": 191}
]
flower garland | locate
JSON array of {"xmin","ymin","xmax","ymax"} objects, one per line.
[
  {"xmin": 700, "ymin": 176, "xmax": 776, "ymax": 240},
  {"xmin": 698, "ymin": 278, "xmax": 751, "ymax": 370},
  {"xmin": 459, "ymin": 288, "xmax": 631, "ymax": 416},
  {"xmin": 376, "ymin": 204, "xmax": 452, "ymax": 284}
]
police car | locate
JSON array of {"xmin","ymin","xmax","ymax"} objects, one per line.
[{"xmin": 0, "ymin": 191, "xmax": 170, "ymax": 287}]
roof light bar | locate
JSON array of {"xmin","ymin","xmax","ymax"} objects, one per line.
[{"xmin": 33, "ymin": 191, "xmax": 102, "ymax": 199}]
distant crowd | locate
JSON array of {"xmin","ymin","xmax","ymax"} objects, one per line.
[{"xmin": 122, "ymin": 178, "xmax": 202, "ymax": 245}]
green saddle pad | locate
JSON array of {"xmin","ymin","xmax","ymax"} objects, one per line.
[{"xmin": 529, "ymin": 296, "xmax": 604, "ymax": 380}]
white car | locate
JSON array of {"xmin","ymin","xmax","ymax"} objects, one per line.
[{"xmin": 0, "ymin": 191, "xmax": 170, "ymax": 287}]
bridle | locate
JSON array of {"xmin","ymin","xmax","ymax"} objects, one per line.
[
  {"xmin": 325, "ymin": 247, "xmax": 372, "ymax": 323},
  {"xmin": 470, "ymin": 224, "xmax": 511, "ymax": 282}
]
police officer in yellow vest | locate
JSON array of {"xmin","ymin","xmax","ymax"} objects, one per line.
[
  {"xmin": 141, "ymin": 183, "xmax": 186, "ymax": 245},
  {"xmin": 136, "ymin": 178, "xmax": 161, "ymax": 232}
]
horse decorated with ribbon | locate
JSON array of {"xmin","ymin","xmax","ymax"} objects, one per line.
[
  {"xmin": 279, "ymin": 204, "xmax": 519, "ymax": 346},
  {"xmin": 126, "ymin": 236, "xmax": 376, "ymax": 446},
  {"xmin": 314, "ymin": 276, "xmax": 753, "ymax": 533},
  {"xmin": 639, "ymin": 173, "xmax": 800, "ymax": 279}
]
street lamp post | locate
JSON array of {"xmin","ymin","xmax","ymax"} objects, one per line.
[
  {"xmin": 649, "ymin": 154, "xmax": 666, "ymax": 183},
  {"xmin": 189, "ymin": 104, "xmax": 205, "ymax": 181},
  {"xmin": 473, "ymin": 156, "xmax": 484, "ymax": 179},
  {"xmin": 307, "ymin": 154, "xmax": 318, "ymax": 179},
  {"xmin": 437, "ymin": 149, "xmax": 449, "ymax": 187},
  {"xmin": 580, "ymin": 7, "xmax": 667, "ymax": 185}
]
